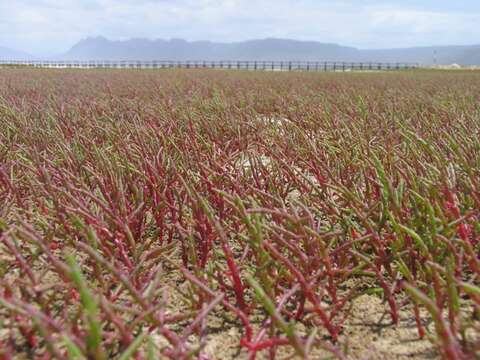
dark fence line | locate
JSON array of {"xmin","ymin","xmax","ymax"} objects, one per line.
[{"xmin": 0, "ymin": 60, "xmax": 419, "ymax": 71}]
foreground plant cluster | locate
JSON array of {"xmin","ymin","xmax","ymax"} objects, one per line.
[{"xmin": 0, "ymin": 69, "xmax": 479, "ymax": 359}]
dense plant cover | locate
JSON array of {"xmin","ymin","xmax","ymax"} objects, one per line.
[{"xmin": 0, "ymin": 69, "xmax": 479, "ymax": 359}]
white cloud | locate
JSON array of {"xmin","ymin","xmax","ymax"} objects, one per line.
[
  {"xmin": 0, "ymin": 0, "xmax": 479, "ymax": 55},
  {"xmin": 362, "ymin": 4, "xmax": 480, "ymax": 47}
]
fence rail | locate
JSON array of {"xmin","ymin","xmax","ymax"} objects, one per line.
[{"xmin": 0, "ymin": 60, "xmax": 419, "ymax": 71}]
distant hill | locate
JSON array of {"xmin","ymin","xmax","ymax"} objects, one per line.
[
  {"xmin": 360, "ymin": 45, "xmax": 480, "ymax": 66},
  {"xmin": 0, "ymin": 46, "xmax": 33, "ymax": 60},
  {"xmin": 62, "ymin": 37, "xmax": 480, "ymax": 65},
  {"xmin": 63, "ymin": 37, "xmax": 358, "ymax": 62},
  {"xmin": 456, "ymin": 45, "xmax": 480, "ymax": 65},
  {"xmin": 2, "ymin": 38, "xmax": 480, "ymax": 65}
]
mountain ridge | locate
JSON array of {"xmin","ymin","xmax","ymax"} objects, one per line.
[
  {"xmin": 0, "ymin": 46, "xmax": 33, "ymax": 60},
  {"xmin": 62, "ymin": 37, "xmax": 480, "ymax": 65},
  {"xmin": 2, "ymin": 38, "xmax": 480, "ymax": 65}
]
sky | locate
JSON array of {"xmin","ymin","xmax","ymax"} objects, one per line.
[{"xmin": 0, "ymin": 0, "xmax": 479, "ymax": 56}]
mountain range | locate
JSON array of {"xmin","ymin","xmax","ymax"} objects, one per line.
[
  {"xmin": 2, "ymin": 37, "xmax": 480, "ymax": 65},
  {"xmin": 0, "ymin": 46, "xmax": 33, "ymax": 60}
]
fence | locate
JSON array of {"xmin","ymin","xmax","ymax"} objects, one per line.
[{"xmin": 0, "ymin": 60, "xmax": 419, "ymax": 71}]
